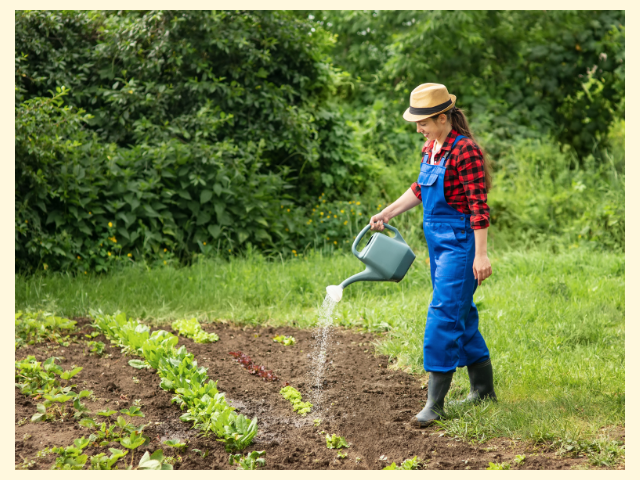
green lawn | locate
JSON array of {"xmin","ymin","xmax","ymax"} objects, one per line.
[{"xmin": 15, "ymin": 245, "xmax": 625, "ymax": 466}]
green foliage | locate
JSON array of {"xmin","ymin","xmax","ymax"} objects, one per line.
[
  {"xmin": 487, "ymin": 461, "xmax": 511, "ymax": 470},
  {"xmin": 382, "ymin": 456, "xmax": 422, "ymax": 470},
  {"xmin": 90, "ymin": 449, "xmax": 127, "ymax": 470},
  {"xmin": 272, "ymin": 335, "xmax": 296, "ymax": 346},
  {"xmin": 171, "ymin": 317, "xmax": 219, "ymax": 343},
  {"xmin": 15, "ymin": 10, "xmax": 379, "ymax": 273},
  {"xmin": 325, "ymin": 433, "xmax": 349, "ymax": 449},
  {"xmin": 279, "ymin": 386, "xmax": 313, "ymax": 416},
  {"xmin": 93, "ymin": 312, "xmax": 258, "ymax": 452},
  {"xmin": 137, "ymin": 449, "xmax": 173, "ymax": 470},
  {"xmin": 163, "ymin": 438, "xmax": 186, "ymax": 450},
  {"xmin": 229, "ymin": 450, "xmax": 266, "ymax": 470},
  {"xmin": 15, "ymin": 311, "xmax": 76, "ymax": 349},
  {"xmin": 87, "ymin": 340, "xmax": 106, "ymax": 355}
]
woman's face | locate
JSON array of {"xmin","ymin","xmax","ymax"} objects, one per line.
[{"xmin": 416, "ymin": 114, "xmax": 446, "ymax": 141}]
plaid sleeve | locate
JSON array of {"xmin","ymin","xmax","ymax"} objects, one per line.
[
  {"xmin": 454, "ymin": 140, "xmax": 490, "ymax": 229},
  {"xmin": 411, "ymin": 181, "xmax": 422, "ymax": 201}
]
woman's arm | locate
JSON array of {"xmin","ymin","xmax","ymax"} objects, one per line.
[
  {"xmin": 473, "ymin": 228, "xmax": 492, "ymax": 286},
  {"xmin": 369, "ymin": 188, "xmax": 421, "ymax": 231}
]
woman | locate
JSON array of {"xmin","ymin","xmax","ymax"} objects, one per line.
[{"xmin": 369, "ymin": 83, "xmax": 496, "ymax": 427}]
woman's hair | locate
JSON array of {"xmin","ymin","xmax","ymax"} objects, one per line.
[{"xmin": 436, "ymin": 107, "xmax": 493, "ymax": 192}]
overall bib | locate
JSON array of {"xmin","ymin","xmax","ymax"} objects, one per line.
[{"xmin": 418, "ymin": 136, "xmax": 490, "ymax": 373}]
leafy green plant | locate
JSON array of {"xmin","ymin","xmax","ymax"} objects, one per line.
[
  {"xmin": 487, "ymin": 462, "xmax": 511, "ymax": 470},
  {"xmin": 513, "ymin": 454, "xmax": 526, "ymax": 466},
  {"xmin": 93, "ymin": 312, "xmax": 259, "ymax": 452},
  {"xmin": 15, "ymin": 311, "xmax": 76, "ymax": 348},
  {"xmin": 87, "ymin": 340, "xmax": 105, "ymax": 356},
  {"xmin": 171, "ymin": 318, "xmax": 219, "ymax": 344},
  {"xmin": 120, "ymin": 406, "xmax": 144, "ymax": 417},
  {"xmin": 137, "ymin": 450, "xmax": 173, "ymax": 470},
  {"xmin": 90, "ymin": 449, "xmax": 127, "ymax": 470},
  {"xmin": 163, "ymin": 438, "xmax": 187, "ymax": 450},
  {"xmin": 273, "ymin": 335, "xmax": 296, "ymax": 346},
  {"xmin": 50, "ymin": 445, "xmax": 88, "ymax": 470},
  {"xmin": 325, "ymin": 434, "xmax": 349, "ymax": 449},
  {"xmin": 383, "ymin": 456, "xmax": 422, "ymax": 470},
  {"xmin": 280, "ymin": 386, "xmax": 313, "ymax": 416},
  {"xmin": 336, "ymin": 450, "xmax": 348, "ymax": 459},
  {"xmin": 229, "ymin": 450, "xmax": 266, "ymax": 470}
]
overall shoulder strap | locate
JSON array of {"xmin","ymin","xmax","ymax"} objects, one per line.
[{"xmin": 439, "ymin": 135, "xmax": 467, "ymax": 167}]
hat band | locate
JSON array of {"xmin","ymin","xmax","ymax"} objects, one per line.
[{"xmin": 409, "ymin": 99, "xmax": 452, "ymax": 116}]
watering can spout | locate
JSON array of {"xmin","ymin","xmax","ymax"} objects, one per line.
[{"xmin": 326, "ymin": 223, "xmax": 416, "ymax": 302}]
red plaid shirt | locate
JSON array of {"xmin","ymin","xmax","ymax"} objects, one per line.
[{"xmin": 411, "ymin": 129, "xmax": 490, "ymax": 230}]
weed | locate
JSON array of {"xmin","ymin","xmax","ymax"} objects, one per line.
[{"xmin": 229, "ymin": 450, "xmax": 266, "ymax": 470}]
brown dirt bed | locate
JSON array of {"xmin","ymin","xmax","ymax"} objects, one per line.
[{"xmin": 15, "ymin": 318, "xmax": 595, "ymax": 470}]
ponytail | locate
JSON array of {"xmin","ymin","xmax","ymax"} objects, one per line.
[{"xmin": 443, "ymin": 107, "xmax": 493, "ymax": 192}]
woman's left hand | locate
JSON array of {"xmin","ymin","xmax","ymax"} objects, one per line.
[{"xmin": 473, "ymin": 254, "xmax": 492, "ymax": 286}]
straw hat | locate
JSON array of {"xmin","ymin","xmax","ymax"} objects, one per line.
[{"xmin": 403, "ymin": 83, "xmax": 456, "ymax": 122}]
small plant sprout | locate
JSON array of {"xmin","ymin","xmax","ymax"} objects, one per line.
[
  {"xmin": 137, "ymin": 449, "xmax": 173, "ymax": 470},
  {"xmin": 171, "ymin": 318, "xmax": 219, "ymax": 343},
  {"xmin": 383, "ymin": 456, "xmax": 423, "ymax": 470},
  {"xmin": 487, "ymin": 461, "xmax": 511, "ymax": 470},
  {"xmin": 273, "ymin": 335, "xmax": 296, "ymax": 346},
  {"xmin": 120, "ymin": 405, "xmax": 144, "ymax": 417},
  {"xmin": 192, "ymin": 449, "xmax": 208, "ymax": 458},
  {"xmin": 513, "ymin": 454, "xmax": 526, "ymax": 466},
  {"xmin": 96, "ymin": 409, "xmax": 117, "ymax": 417},
  {"xmin": 313, "ymin": 418, "xmax": 322, "ymax": 427},
  {"xmin": 326, "ymin": 434, "xmax": 349, "ymax": 449},
  {"xmin": 163, "ymin": 438, "xmax": 187, "ymax": 450},
  {"xmin": 229, "ymin": 450, "xmax": 266, "ymax": 470},
  {"xmin": 337, "ymin": 450, "xmax": 348, "ymax": 459},
  {"xmin": 280, "ymin": 386, "xmax": 313, "ymax": 416}
]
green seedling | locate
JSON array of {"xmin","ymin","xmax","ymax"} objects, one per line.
[
  {"xmin": 85, "ymin": 331, "xmax": 100, "ymax": 339},
  {"xmin": 97, "ymin": 409, "xmax": 117, "ymax": 417},
  {"xmin": 163, "ymin": 438, "xmax": 187, "ymax": 450},
  {"xmin": 313, "ymin": 418, "xmax": 322, "ymax": 426},
  {"xmin": 137, "ymin": 449, "xmax": 173, "ymax": 470},
  {"xmin": 487, "ymin": 462, "xmax": 511, "ymax": 470},
  {"xmin": 337, "ymin": 450, "xmax": 348, "ymax": 459},
  {"xmin": 383, "ymin": 456, "xmax": 423, "ymax": 470},
  {"xmin": 171, "ymin": 318, "xmax": 219, "ymax": 344},
  {"xmin": 93, "ymin": 312, "xmax": 258, "ymax": 454},
  {"xmin": 90, "ymin": 448, "xmax": 127, "ymax": 470},
  {"xmin": 325, "ymin": 434, "xmax": 349, "ymax": 449},
  {"xmin": 15, "ymin": 311, "xmax": 76, "ymax": 349},
  {"xmin": 51, "ymin": 445, "xmax": 88, "ymax": 470},
  {"xmin": 120, "ymin": 405, "xmax": 144, "ymax": 417},
  {"xmin": 128, "ymin": 359, "xmax": 149, "ymax": 369},
  {"xmin": 192, "ymin": 449, "xmax": 208, "ymax": 458},
  {"xmin": 120, "ymin": 431, "xmax": 146, "ymax": 450},
  {"xmin": 87, "ymin": 341, "xmax": 105, "ymax": 355},
  {"xmin": 280, "ymin": 386, "xmax": 313, "ymax": 416},
  {"xmin": 273, "ymin": 335, "xmax": 296, "ymax": 346},
  {"xmin": 513, "ymin": 454, "xmax": 526, "ymax": 466},
  {"xmin": 229, "ymin": 450, "xmax": 266, "ymax": 470}
]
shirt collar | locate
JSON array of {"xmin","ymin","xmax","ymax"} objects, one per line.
[{"xmin": 424, "ymin": 128, "xmax": 459, "ymax": 154}]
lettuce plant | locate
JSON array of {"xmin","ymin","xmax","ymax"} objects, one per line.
[
  {"xmin": 280, "ymin": 386, "xmax": 313, "ymax": 416},
  {"xmin": 273, "ymin": 335, "xmax": 296, "ymax": 346},
  {"xmin": 171, "ymin": 318, "xmax": 219, "ymax": 343}
]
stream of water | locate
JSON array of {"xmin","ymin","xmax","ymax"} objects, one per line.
[{"xmin": 307, "ymin": 293, "xmax": 338, "ymax": 412}]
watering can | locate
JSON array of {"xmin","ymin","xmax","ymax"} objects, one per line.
[{"xmin": 326, "ymin": 223, "xmax": 416, "ymax": 302}]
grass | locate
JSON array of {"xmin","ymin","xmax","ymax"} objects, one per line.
[{"xmin": 15, "ymin": 244, "xmax": 624, "ymax": 466}]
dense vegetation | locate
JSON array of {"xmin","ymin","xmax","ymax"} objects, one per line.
[{"xmin": 15, "ymin": 10, "xmax": 624, "ymax": 273}]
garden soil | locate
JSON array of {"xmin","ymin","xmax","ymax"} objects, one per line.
[{"xmin": 15, "ymin": 318, "xmax": 598, "ymax": 470}]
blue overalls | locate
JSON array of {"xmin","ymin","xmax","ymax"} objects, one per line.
[{"xmin": 417, "ymin": 136, "xmax": 490, "ymax": 373}]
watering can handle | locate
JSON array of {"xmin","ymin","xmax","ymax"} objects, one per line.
[{"xmin": 352, "ymin": 223, "xmax": 408, "ymax": 258}]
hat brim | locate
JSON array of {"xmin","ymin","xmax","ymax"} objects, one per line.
[{"xmin": 403, "ymin": 94, "xmax": 457, "ymax": 122}]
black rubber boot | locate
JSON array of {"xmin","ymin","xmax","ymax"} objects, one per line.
[
  {"xmin": 451, "ymin": 358, "xmax": 497, "ymax": 406},
  {"xmin": 414, "ymin": 371, "xmax": 454, "ymax": 427}
]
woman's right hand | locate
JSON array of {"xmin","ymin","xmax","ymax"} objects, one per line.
[{"xmin": 369, "ymin": 212, "xmax": 389, "ymax": 231}]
